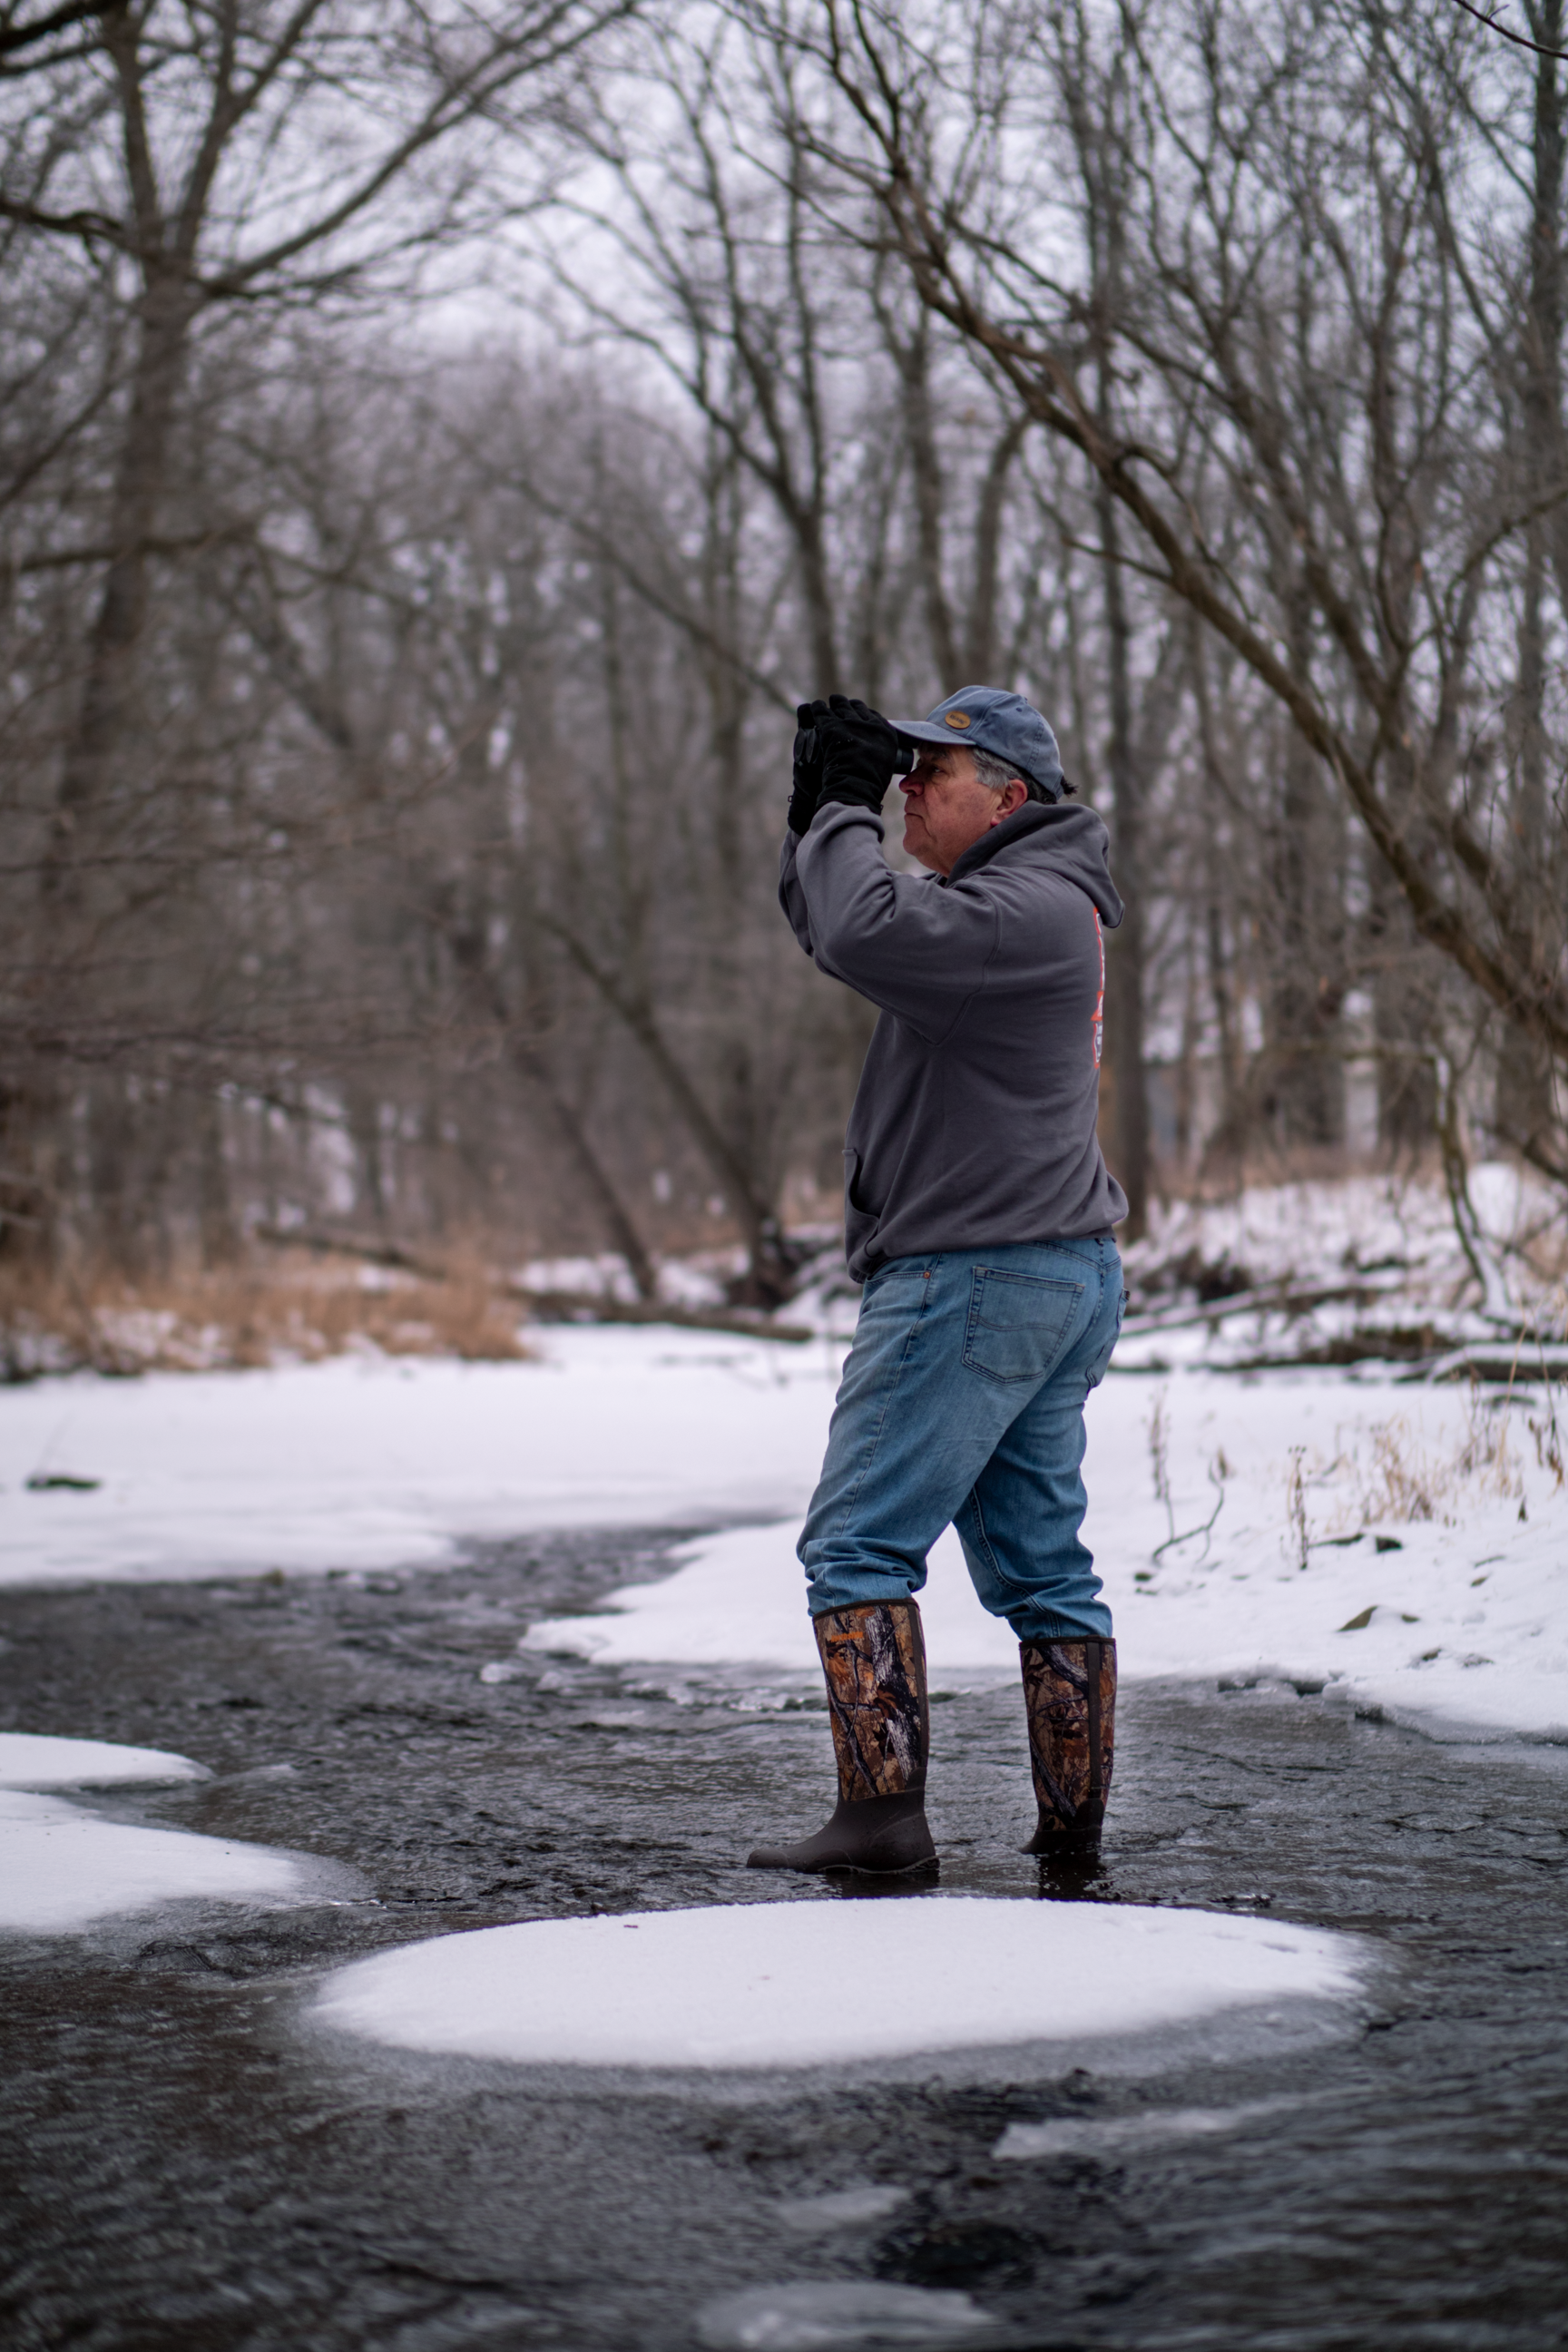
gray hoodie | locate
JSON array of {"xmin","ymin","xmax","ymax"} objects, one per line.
[{"xmin": 779, "ymin": 798, "xmax": 1128, "ymax": 1280}]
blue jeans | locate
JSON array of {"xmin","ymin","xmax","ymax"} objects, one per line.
[{"xmin": 799, "ymin": 1237, "xmax": 1125, "ymax": 1642}]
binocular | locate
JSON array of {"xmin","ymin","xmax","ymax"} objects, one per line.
[{"xmin": 794, "ymin": 721, "xmax": 916, "ymax": 775}]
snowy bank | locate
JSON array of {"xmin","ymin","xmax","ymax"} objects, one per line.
[
  {"xmin": 313, "ymin": 1896, "xmax": 1362, "ymax": 2072},
  {"xmin": 0, "ymin": 1732, "xmax": 305, "ymax": 1935},
  {"xmin": 1116, "ymin": 1164, "xmax": 1567, "ymax": 1373},
  {"xmin": 524, "ymin": 1372, "xmax": 1567, "ymax": 1744},
  {"xmin": 2, "ymin": 1315, "xmax": 1560, "ymax": 1746}
]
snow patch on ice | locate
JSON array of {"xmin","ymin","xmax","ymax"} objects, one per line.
[
  {"xmin": 695, "ymin": 2281, "xmax": 993, "ymax": 2347},
  {"xmin": 0, "ymin": 1730, "xmax": 333, "ymax": 1935},
  {"xmin": 774, "ymin": 2187, "xmax": 911, "ymax": 2233},
  {"xmin": 313, "ymin": 1897, "xmax": 1362, "ymax": 2072},
  {"xmin": 0, "ymin": 1731, "xmax": 208, "ymax": 1789},
  {"xmin": 0, "ymin": 1787, "xmax": 303, "ymax": 1933},
  {"xmin": 524, "ymin": 1522, "xmax": 1014, "ymax": 1675},
  {"xmin": 994, "ymin": 2094, "xmax": 1302, "ymax": 2161}
]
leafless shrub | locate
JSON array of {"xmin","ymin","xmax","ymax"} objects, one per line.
[
  {"xmin": 1454, "ymin": 1388, "xmax": 1525, "ymax": 1501},
  {"xmin": 1318, "ymin": 1398, "xmax": 1525, "ymax": 1531},
  {"xmin": 1527, "ymin": 1392, "xmax": 1565, "ymax": 1491},
  {"xmin": 1284, "ymin": 1446, "xmax": 1309, "ymax": 1568}
]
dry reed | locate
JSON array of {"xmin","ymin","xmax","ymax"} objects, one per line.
[{"xmin": 0, "ymin": 1252, "xmax": 529, "ymax": 1380}]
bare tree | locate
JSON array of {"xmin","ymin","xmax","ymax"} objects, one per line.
[{"xmin": 767, "ymin": 0, "xmax": 1567, "ymax": 1190}]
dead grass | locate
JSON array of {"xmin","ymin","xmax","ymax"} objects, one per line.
[
  {"xmin": 0, "ymin": 1251, "xmax": 529, "ymax": 1380},
  {"xmin": 1307, "ymin": 1388, "xmax": 1526, "ymax": 1535}
]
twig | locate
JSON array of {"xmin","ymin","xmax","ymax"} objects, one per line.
[
  {"xmin": 1451, "ymin": 0, "xmax": 1568, "ymax": 59},
  {"xmin": 1152, "ymin": 1455, "xmax": 1228, "ymax": 1562}
]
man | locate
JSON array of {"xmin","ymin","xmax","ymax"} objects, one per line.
[{"xmin": 748, "ymin": 687, "xmax": 1127, "ymax": 1876}]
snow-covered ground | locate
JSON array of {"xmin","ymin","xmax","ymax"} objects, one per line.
[
  {"xmin": 0, "ymin": 1733, "xmax": 313, "ymax": 1934},
  {"xmin": 1115, "ymin": 1163, "xmax": 1566, "ymax": 1372},
  {"xmin": 1, "ymin": 1315, "xmax": 1563, "ymax": 1741},
  {"xmin": 524, "ymin": 1363, "xmax": 1566, "ymax": 1742},
  {"xmin": 314, "ymin": 1896, "xmax": 1363, "ymax": 2070},
  {"xmin": 0, "ymin": 1328, "xmax": 841, "ymax": 1584}
]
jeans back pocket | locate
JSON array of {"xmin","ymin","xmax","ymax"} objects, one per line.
[{"xmin": 962, "ymin": 1269, "xmax": 1083, "ymax": 1384}]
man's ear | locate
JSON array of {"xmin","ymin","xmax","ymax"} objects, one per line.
[{"xmin": 989, "ymin": 779, "xmax": 1029, "ymax": 826}]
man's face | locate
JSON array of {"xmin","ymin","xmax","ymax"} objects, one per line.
[{"xmin": 898, "ymin": 746, "xmax": 1027, "ymax": 875}]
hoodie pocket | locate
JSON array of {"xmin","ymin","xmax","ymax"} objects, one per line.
[{"xmin": 962, "ymin": 1269, "xmax": 1083, "ymax": 1384}]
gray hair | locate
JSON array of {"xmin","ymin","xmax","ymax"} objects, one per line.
[
  {"xmin": 971, "ymin": 744, "xmax": 1038, "ymax": 800},
  {"xmin": 968, "ymin": 743, "xmax": 1073, "ymax": 801}
]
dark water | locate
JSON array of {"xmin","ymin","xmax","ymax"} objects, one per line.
[{"xmin": 1, "ymin": 1528, "xmax": 1565, "ymax": 2352}]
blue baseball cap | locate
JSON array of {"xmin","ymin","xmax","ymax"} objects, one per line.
[{"xmin": 890, "ymin": 685, "xmax": 1064, "ymax": 802}]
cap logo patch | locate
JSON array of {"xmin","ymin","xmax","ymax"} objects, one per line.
[{"xmin": 944, "ymin": 710, "xmax": 972, "ymax": 730}]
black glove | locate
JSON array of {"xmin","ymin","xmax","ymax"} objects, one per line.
[
  {"xmin": 816, "ymin": 694, "xmax": 900, "ymax": 812},
  {"xmin": 788, "ymin": 698, "xmax": 832, "ymax": 834}
]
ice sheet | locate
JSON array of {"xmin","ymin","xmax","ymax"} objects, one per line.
[{"xmin": 313, "ymin": 1896, "xmax": 1362, "ymax": 2071}]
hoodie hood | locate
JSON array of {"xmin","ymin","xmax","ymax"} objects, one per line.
[{"xmin": 945, "ymin": 799, "xmax": 1123, "ymax": 926}]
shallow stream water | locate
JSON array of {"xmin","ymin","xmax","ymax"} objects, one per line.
[{"xmin": 2, "ymin": 1526, "xmax": 1565, "ymax": 2350}]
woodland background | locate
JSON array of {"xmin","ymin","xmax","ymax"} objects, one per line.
[{"xmin": 3, "ymin": 0, "xmax": 1565, "ymax": 1339}]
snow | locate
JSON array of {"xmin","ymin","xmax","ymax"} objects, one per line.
[
  {"xmin": 1116, "ymin": 1165, "xmax": 1566, "ymax": 1372},
  {"xmin": 993, "ymin": 2095, "xmax": 1300, "ymax": 2161},
  {"xmin": 312, "ymin": 1896, "xmax": 1362, "ymax": 2071},
  {"xmin": 1, "ymin": 1235, "xmax": 1562, "ymax": 1744},
  {"xmin": 0, "ymin": 1789, "xmax": 303, "ymax": 1934},
  {"xmin": 0, "ymin": 1730, "xmax": 308, "ymax": 1936},
  {"xmin": 775, "ymin": 2188, "xmax": 911, "ymax": 2232},
  {"xmin": 695, "ymin": 2281, "xmax": 994, "ymax": 2347},
  {"xmin": 0, "ymin": 1328, "xmax": 840, "ymax": 1586},
  {"xmin": 0, "ymin": 1730, "xmax": 207, "ymax": 1789},
  {"xmin": 525, "ymin": 1372, "xmax": 1568, "ymax": 1743}
]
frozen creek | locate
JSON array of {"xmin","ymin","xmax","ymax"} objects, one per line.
[{"xmin": 1, "ymin": 1524, "xmax": 1564, "ymax": 2351}]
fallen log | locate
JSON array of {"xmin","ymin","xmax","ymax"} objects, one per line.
[
  {"xmin": 250, "ymin": 1227, "xmax": 815, "ymax": 1343},
  {"xmin": 514, "ymin": 1289, "xmax": 815, "ymax": 1344},
  {"xmin": 252, "ymin": 1222, "xmax": 452, "ymax": 1280}
]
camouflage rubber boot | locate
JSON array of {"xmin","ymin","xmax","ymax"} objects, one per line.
[
  {"xmin": 746, "ymin": 1600, "xmax": 937, "ymax": 1875},
  {"xmin": 1020, "ymin": 1636, "xmax": 1116, "ymax": 1852}
]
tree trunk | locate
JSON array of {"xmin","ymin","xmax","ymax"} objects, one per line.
[
  {"xmin": 964, "ymin": 415, "xmax": 1028, "ymax": 681},
  {"xmin": 1264, "ymin": 584, "xmax": 1345, "ymax": 1151},
  {"xmin": 1097, "ymin": 477, "xmax": 1148, "ymax": 1235},
  {"xmin": 198, "ymin": 1091, "xmax": 238, "ymax": 1268},
  {"xmin": 511, "ymin": 1040, "xmax": 662, "ymax": 1304},
  {"xmin": 1368, "ymin": 858, "xmax": 1437, "ymax": 1152},
  {"xmin": 544, "ymin": 920, "xmax": 799, "ymax": 1304},
  {"xmin": 54, "ymin": 272, "xmax": 195, "ymax": 850},
  {"xmin": 891, "ymin": 315, "xmax": 960, "ymax": 691},
  {"xmin": 1498, "ymin": 0, "xmax": 1563, "ymax": 1153}
]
